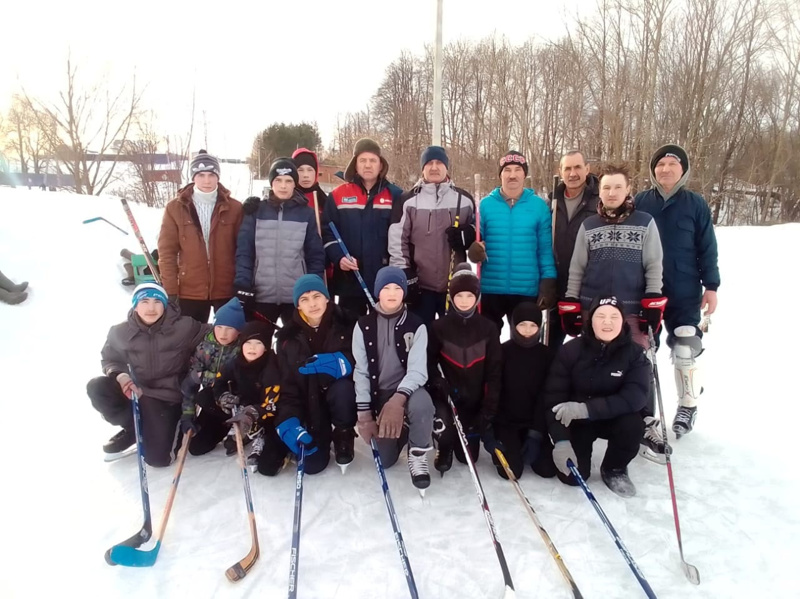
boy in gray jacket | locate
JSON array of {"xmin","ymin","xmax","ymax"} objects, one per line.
[{"xmin": 352, "ymin": 266, "xmax": 435, "ymax": 492}]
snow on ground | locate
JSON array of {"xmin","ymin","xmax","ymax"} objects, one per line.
[{"xmin": 0, "ymin": 187, "xmax": 797, "ymax": 599}]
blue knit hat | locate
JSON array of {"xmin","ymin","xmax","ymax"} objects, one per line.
[
  {"xmin": 374, "ymin": 266, "xmax": 407, "ymax": 299},
  {"xmin": 293, "ymin": 274, "xmax": 330, "ymax": 307},
  {"xmin": 214, "ymin": 297, "xmax": 246, "ymax": 330},
  {"xmin": 420, "ymin": 145, "xmax": 449, "ymax": 170},
  {"xmin": 131, "ymin": 283, "xmax": 168, "ymax": 309}
]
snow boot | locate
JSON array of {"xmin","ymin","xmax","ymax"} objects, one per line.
[
  {"xmin": 332, "ymin": 427, "xmax": 356, "ymax": 473},
  {"xmin": 601, "ymin": 467, "xmax": 636, "ymax": 498},
  {"xmin": 408, "ymin": 446, "xmax": 432, "ymax": 494},
  {"xmin": 435, "ymin": 445, "xmax": 453, "ymax": 476},
  {"xmin": 0, "ymin": 289, "xmax": 28, "ymax": 305},
  {"xmin": 103, "ymin": 428, "xmax": 136, "ymax": 461},
  {"xmin": 0, "ymin": 271, "xmax": 27, "ymax": 293},
  {"xmin": 640, "ymin": 416, "xmax": 670, "ymax": 464},
  {"xmin": 673, "ymin": 406, "xmax": 697, "ymax": 439}
]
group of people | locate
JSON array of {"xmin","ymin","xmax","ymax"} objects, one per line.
[{"xmin": 86, "ymin": 139, "xmax": 719, "ymax": 498}]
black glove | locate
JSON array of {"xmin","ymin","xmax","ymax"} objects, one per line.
[
  {"xmin": 226, "ymin": 405, "xmax": 259, "ymax": 434},
  {"xmin": 243, "ymin": 196, "xmax": 261, "ymax": 216},
  {"xmin": 537, "ymin": 278, "xmax": 557, "ymax": 310},
  {"xmin": 445, "ymin": 225, "xmax": 476, "ymax": 252},
  {"xmin": 403, "ymin": 268, "xmax": 421, "ymax": 307},
  {"xmin": 218, "ymin": 391, "xmax": 240, "ymax": 415},
  {"xmin": 235, "ymin": 287, "xmax": 255, "ymax": 315},
  {"xmin": 481, "ymin": 427, "xmax": 505, "ymax": 457},
  {"xmin": 180, "ymin": 407, "xmax": 198, "ymax": 435}
]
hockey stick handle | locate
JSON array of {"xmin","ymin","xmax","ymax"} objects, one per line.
[
  {"xmin": 312, "ymin": 191, "xmax": 327, "ymax": 286},
  {"xmin": 567, "ymin": 460, "xmax": 657, "ymax": 598},
  {"xmin": 328, "ymin": 221, "xmax": 376, "ymax": 308},
  {"xmin": 153, "ymin": 430, "xmax": 192, "ymax": 542},
  {"xmin": 288, "ymin": 445, "xmax": 306, "ymax": 598}
]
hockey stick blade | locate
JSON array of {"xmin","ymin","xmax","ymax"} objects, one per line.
[
  {"xmin": 104, "ymin": 526, "xmax": 151, "ymax": 565},
  {"xmin": 683, "ymin": 561, "xmax": 701, "ymax": 585},
  {"xmin": 502, "ymin": 585, "xmax": 516, "ymax": 599},
  {"xmin": 225, "ymin": 417, "xmax": 260, "ymax": 582}
]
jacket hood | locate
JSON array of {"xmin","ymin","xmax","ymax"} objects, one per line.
[{"xmin": 292, "ymin": 148, "xmax": 320, "ymax": 183}]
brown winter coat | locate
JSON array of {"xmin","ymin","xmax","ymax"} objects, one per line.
[
  {"xmin": 101, "ymin": 305, "xmax": 211, "ymax": 404},
  {"xmin": 158, "ymin": 183, "xmax": 243, "ymax": 300}
]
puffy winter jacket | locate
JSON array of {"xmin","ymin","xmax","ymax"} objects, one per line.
[
  {"xmin": 479, "ymin": 187, "xmax": 557, "ymax": 296},
  {"xmin": 214, "ymin": 350, "xmax": 282, "ymax": 424},
  {"xmin": 388, "ymin": 179, "xmax": 475, "ymax": 292},
  {"xmin": 101, "ymin": 305, "xmax": 210, "ymax": 404},
  {"xmin": 495, "ymin": 340, "xmax": 555, "ymax": 430},
  {"xmin": 158, "ymin": 183, "xmax": 243, "ymax": 300},
  {"xmin": 234, "ymin": 191, "xmax": 325, "ymax": 304},
  {"xmin": 543, "ymin": 324, "xmax": 650, "ymax": 443}
]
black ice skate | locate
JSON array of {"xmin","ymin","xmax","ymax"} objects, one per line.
[
  {"xmin": 673, "ymin": 406, "xmax": 697, "ymax": 439},
  {"xmin": 103, "ymin": 428, "xmax": 136, "ymax": 462},
  {"xmin": 640, "ymin": 416, "xmax": 671, "ymax": 464},
  {"xmin": 332, "ymin": 427, "xmax": 356, "ymax": 474},
  {"xmin": 601, "ymin": 467, "xmax": 636, "ymax": 498},
  {"xmin": 434, "ymin": 446, "xmax": 453, "ymax": 477}
]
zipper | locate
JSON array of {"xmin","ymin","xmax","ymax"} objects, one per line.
[{"xmin": 276, "ymin": 204, "xmax": 283, "ymax": 303}]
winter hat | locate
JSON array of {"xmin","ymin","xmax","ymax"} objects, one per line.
[
  {"xmin": 511, "ymin": 302, "xmax": 542, "ymax": 328},
  {"xmin": 650, "ymin": 144, "xmax": 689, "ymax": 175},
  {"xmin": 374, "ymin": 266, "xmax": 407, "ymax": 299},
  {"xmin": 449, "ymin": 263, "xmax": 480, "ymax": 300},
  {"xmin": 239, "ymin": 321, "xmax": 273, "ymax": 347},
  {"xmin": 268, "ymin": 157, "xmax": 299, "ymax": 186},
  {"xmin": 131, "ymin": 282, "xmax": 168, "ymax": 309},
  {"xmin": 291, "ymin": 148, "xmax": 319, "ymax": 173},
  {"xmin": 213, "ymin": 297, "xmax": 246, "ymax": 331},
  {"xmin": 293, "ymin": 274, "xmax": 330, "ymax": 307},
  {"xmin": 588, "ymin": 295, "xmax": 625, "ymax": 319},
  {"xmin": 420, "ymin": 145, "xmax": 449, "ymax": 170},
  {"xmin": 344, "ymin": 137, "xmax": 389, "ymax": 182},
  {"xmin": 190, "ymin": 149, "xmax": 221, "ymax": 179},
  {"xmin": 498, "ymin": 150, "xmax": 528, "ymax": 177}
]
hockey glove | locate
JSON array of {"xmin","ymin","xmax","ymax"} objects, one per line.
[
  {"xmin": 234, "ymin": 287, "xmax": 255, "ymax": 315},
  {"xmin": 276, "ymin": 417, "xmax": 317, "ymax": 455},
  {"xmin": 481, "ymin": 427, "xmax": 505, "ymax": 457},
  {"xmin": 180, "ymin": 407, "xmax": 198, "ymax": 435},
  {"xmin": 403, "ymin": 268, "xmax": 421, "ymax": 307},
  {"xmin": 242, "ymin": 195, "xmax": 261, "ymax": 216},
  {"xmin": 552, "ymin": 402, "xmax": 589, "ymax": 427},
  {"xmin": 298, "ymin": 352, "xmax": 353, "ymax": 384},
  {"xmin": 558, "ymin": 298, "xmax": 583, "ymax": 337},
  {"xmin": 226, "ymin": 405, "xmax": 259, "ymax": 435},
  {"xmin": 552, "ymin": 440, "xmax": 578, "ymax": 477},
  {"xmin": 218, "ymin": 391, "xmax": 240, "ymax": 414},
  {"xmin": 640, "ymin": 294, "xmax": 667, "ymax": 334},
  {"xmin": 445, "ymin": 225, "xmax": 476, "ymax": 252}
]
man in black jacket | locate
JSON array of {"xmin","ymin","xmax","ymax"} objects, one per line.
[{"xmin": 548, "ymin": 150, "xmax": 600, "ymax": 345}]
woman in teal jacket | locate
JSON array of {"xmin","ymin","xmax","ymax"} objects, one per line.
[{"xmin": 468, "ymin": 151, "xmax": 557, "ymax": 333}]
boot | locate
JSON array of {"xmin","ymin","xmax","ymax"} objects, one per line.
[
  {"xmin": 672, "ymin": 406, "xmax": 697, "ymax": 439},
  {"xmin": 0, "ymin": 289, "xmax": 28, "ymax": 305},
  {"xmin": 103, "ymin": 428, "xmax": 136, "ymax": 461},
  {"xmin": 408, "ymin": 446, "xmax": 432, "ymax": 494},
  {"xmin": 332, "ymin": 427, "xmax": 356, "ymax": 473},
  {"xmin": 120, "ymin": 248, "xmax": 134, "ymax": 261},
  {"xmin": 0, "ymin": 271, "xmax": 27, "ymax": 293},
  {"xmin": 601, "ymin": 467, "xmax": 636, "ymax": 498}
]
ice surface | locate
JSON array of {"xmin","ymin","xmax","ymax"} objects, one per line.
[{"xmin": 0, "ymin": 187, "xmax": 797, "ymax": 598}]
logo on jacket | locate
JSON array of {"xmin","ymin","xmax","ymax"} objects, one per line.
[
  {"xmin": 342, "ymin": 196, "xmax": 358, "ymax": 204},
  {"xmin": 378, "ymin": 197, "xmax": 392, "ymax": 204},
  {"xmin": 611, "ymin": 370, "xmax": 623, "ymax": 377},
  {"xmin": 403, "ymin": 332, "xmax": 414, "ymax": 353}
]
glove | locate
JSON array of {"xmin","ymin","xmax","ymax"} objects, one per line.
[
  {"xmin": 640, "ymin": 294, "xmax": 667, "ymax": 334},
  {"xmin": 180, "ymin": 407, "xmax": 198, "ymax": 435},
  {"xmin": 298, "ymin": 352, "xmax": 353, "ymax": 384},
  {"xmin": 235, "ymin": 287, "xmax": 255, "ymax": 315},
  {"xmin": 225, "ymin": 405, "xmax": 259, "ymax": 435},
  {"xmin": 242, "ymin": 196, "xmax": 261, "ymax": 216},
  {"xmin": 467, "ymin": 241, "xmax": 487, "ymax": 263},
  {"xmin": 218, "ymin": 391, "xmax": 240, "ymax": 414},
  {"xmin": 445, "ymin": 225, "xmax": 476, "ymax": 252},
  {"xmin": 481, "ymin": 427, "xmax": 504, "ymax": 457},
  {"xmin": 537, "ymin": 278, "xmax": 557, "ymax": 310},
  {"xmin": 357, "ymin": 412, "xmax": 379, "ymax": 445},
  {"xmin": 403, "ymin": 268, "xmax": 421, "ymax": 307},
  {"xmin": 276, "ymin": 417, "xmax": 318, "ymax": 455},
  {"xmin": 116, "ymin": 373, "xmax": 142, "ymax": 400},
  {"xmin": 522, "ymin": 429, "xmax": 543, "ymax": 466},
  {"xmin": 377, "ymin": 393, "xmax": 406, "ymax": 439},
  {"xmin": 558, "ymin": 299, "xmax": 583, "ymax": 337},
  {"xmin": 552, "ymin": 402, "xmax": 589, "ymax": 427},
  {"xmin": 552, "ymin": 440, "xmax": 578, "ymax": 477}
]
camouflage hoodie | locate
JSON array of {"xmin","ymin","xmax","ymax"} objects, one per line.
[{"xmin": 180, "ymin": 330, "xmax": 240, "ymax": 412}]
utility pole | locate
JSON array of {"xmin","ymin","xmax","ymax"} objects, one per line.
[{"xmin": 432, "ymin": 0, "xmax": 443, "ymax": 146}]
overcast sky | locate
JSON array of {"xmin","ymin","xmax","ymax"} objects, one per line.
[{"xmin": 1, "ymin": 0, "xmax": 588, "ymax": 158}]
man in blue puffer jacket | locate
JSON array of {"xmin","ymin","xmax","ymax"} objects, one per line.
[
  {"xmin": 635, "ymin": 144, "xmax": 720, "ymax": 438},
  {"xmin": 468, "ymin": 151, "xmax": 557, "ymax": 333}
]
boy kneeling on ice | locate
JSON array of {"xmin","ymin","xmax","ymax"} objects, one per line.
[
  {"xmin": 427, "ymin": 263, "xmax": 502, "ymax": 474},
  {"xmin": 271, "ymin": 275, "xmax": 358, "ymax": 474},
  {"xmin": 214, "ymin": 321, "xmax": 288, "ymax": 475},
  {"xmin": 179, "ymin": 297, "xmax": 244, "ymax": 455},
  {"xmin": 353, "ymin": 266, "xmax": 435, "ymax": 492},
  {"xmin": 87, "ymin": 283, "xmax": 209, "ymax": 466}
]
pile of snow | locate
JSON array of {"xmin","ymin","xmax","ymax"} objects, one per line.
[{"xmin": 0, "ymin": 186, "xmax": 797, "ymax": 598}]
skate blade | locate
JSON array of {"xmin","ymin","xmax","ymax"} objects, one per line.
[
  {"xmin": 639, "ymin": 446, "xmax": 666, "ymax": 465},
  {"xmin": 104, "ymin": 447, "xmax": 137, "ymax": 462}
]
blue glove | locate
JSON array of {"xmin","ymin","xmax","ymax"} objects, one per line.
[
  {"xmin": 298, "ymin": 352, "xmax": 353, "ymax": 384},
  {"xmin": 276, "ymin": 417, "xmax": 318, "ymax": 455},
  {"xmin": 481, "ymin": 427, "xmax": 505, "ymax": 457},
  {"xmin": 521, "ymin": 430, "xmax": 543, "ymax": 466}
]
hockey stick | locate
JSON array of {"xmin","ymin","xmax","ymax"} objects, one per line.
[
  {"xmin": 104, "ymin": 389, "xmax": 152, "ymax": 565},
  {"xmin": 542, "ymin": 175, "xmax": 559, "ymax": 346},
  {"xmin": 120, "ymin": 198, "xmax": 161, "ymax": 283},
  {"xmin": 83, "ymin": 216, "xmax": 129, "ymax": 235},
  {"xmin": 108, "ymin": 430, "xmax": 193, "ymax": 567},
  {"xmin": 370, "ymin": 438, "xmax": 419, "ymax": 599},
  {"xmin": 312, "ymin": 191, "xmax": 327, "ymax": 286},
  {"xmin": 567, "ymin": 460, "xmax": 657, "ymax": 598},
  {"xmin": 328, "ymin": 221, "xmax": 376, "ymax": 308},
  {"xmin": 288, "ymin": 445, "xmax": 306, "ymax": 598},
  {"xmin": 648, "ymin": 328, "xmax": 701, "ymax": 585},
  {"xmin": 474, "ymin": 174, "xmax": 482, "ymax": 314},
  {"xmin": 445, "ymin": 192, "xmax": 463, "ymax": 313},
  {"xmin": 448, "ymin": 397, "xmax": 515, "ymax": 598},
  {"xmin": 494, "ymin": 449, "xmax": 583, "ymax": 598},
  {"xmin": 226, "ymin": 407, "xmax": 260, "ymax": 582}
]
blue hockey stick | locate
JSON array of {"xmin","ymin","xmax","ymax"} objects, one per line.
[
  {"xmin": 82, "ymin": 216, "xmax": 129, "ymax": 235},
  {"xmin": 370, "ymin": 439, "xmax": 419, "ymax": 599},
  {"xmin": 328, "ymin": 221, "xmax": 377, "ymax": 308},
  {"xmin": 288, "ymin": 445, "xmax": 306, "ymax": 598},
  {"xmin": 567, "ymin": 460, "xmax": 657, "ymax": 598}
]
